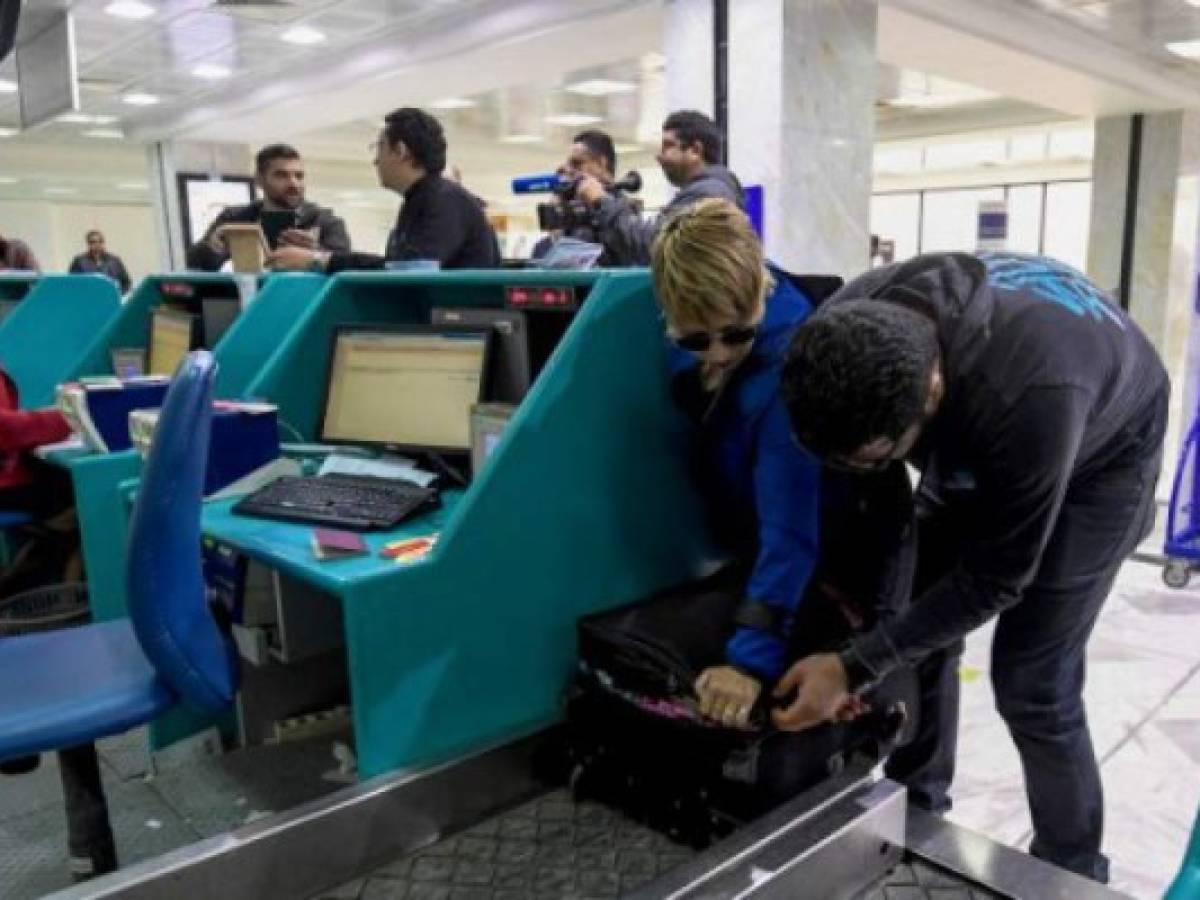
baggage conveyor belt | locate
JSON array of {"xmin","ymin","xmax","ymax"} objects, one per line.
[{"xmin": 46, "ymin": 730, "xmax": 1133, "ymax": 900}]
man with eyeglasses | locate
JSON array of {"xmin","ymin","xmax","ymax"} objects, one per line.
[
  {"xmin": 774, "ymin": 251, "xmax": 1168, "ymax": 884},
  {"xmin": 270, "ymin": 108, "xmax": 498, "ymax": 272}
]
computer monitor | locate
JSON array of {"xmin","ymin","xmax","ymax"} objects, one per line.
[
  {"xmin": 318, "ymin": 325, "xmax": 491, "ymax": 454},
  {"xmin": 148, "ymin": 308, "xmax": 198, "ymax": 376},
  {"xmin": 201, "ymin": 297, "xmax": 239, "ymax": 348},
  {"xmin": 431, "ymin": 307, "xmax": 531, "ymax": 404}
]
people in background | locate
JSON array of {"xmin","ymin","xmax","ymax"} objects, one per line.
[
  {"xmin": 774, "ymin": 252, "xmax": 1169, "ymax": 883},
  {"xmin": 69, "ymin": 230, "xmax": 131, "ymax": 293},
  {"xmin": 652, "ymin": 198, "xmax": 820, "ymax": 727},
  {"xmin": 576, "ymin": 110, "xmax": 744, "ymax": 266},
  {"xmin": 0, "ymin": 231, "xmax": 39, "ymax": 271},
  {"xmin": 186, "ymin": 143, "xmax": 351, "ymax": 271},
  {"xmin": 270, "ymin": 108, "xmax": 499, "ymax": 272}
]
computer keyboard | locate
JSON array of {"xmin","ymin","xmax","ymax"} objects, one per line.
[{"xmin": 232, "ymin": 473, "xmax": 439, "ymax": 530}]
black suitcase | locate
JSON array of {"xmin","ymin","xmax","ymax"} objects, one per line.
[{"xmin": 556, "ymin": 466, "xmax": 919, "ymax": 848}]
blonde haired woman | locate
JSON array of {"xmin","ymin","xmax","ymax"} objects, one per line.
[{"xmin": 652, "ymin": 198, "xmax": 820, "ymax": 729}]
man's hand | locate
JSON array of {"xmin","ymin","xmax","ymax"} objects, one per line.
[
  {"xmin": 207, "ymin": 224, "xmax": 230, "ymax": 254},
  {"xmin": 695, "ymin": 665, "xmax": 761, "ymax": 729},
  {"xmin": 574, "ymin": 175, "xmax": 606, "ymax": 206},
  {"xmin": 267, "ymin": 246, "xmax": 319, "ymax": 271},
  {"xmin": 771, "ymin": 653, "xmax": 863, "ymax": 732},
  {"xmin": 278, "ymin": 228, "xmax": 318, "ymax": 250}
]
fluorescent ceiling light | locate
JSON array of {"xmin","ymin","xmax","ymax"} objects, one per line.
[
  {"xmin": 117, "ymin": 181, "xmax": 148, "ymax": 190},
  {"xmin": 0, "ymin": 79, "xmax": 16, "ymax": 94},
  {"xmin": 44, "ymin": 187, "xmax": 78, "ymax": 195},
  {"xmin": 58, "ymin": 113, "xmax": 118, "ymax": 125},
  {"xmin": 105, "ymin": 1, "xmax": 155, "ymax": 20},
  {"xmin": 500, "ymin": 134, "xmax": 541, "ymax": 144},
  {"xmin": 0, "ymin": 128, "xmax": 16, "ymax": 138},
  {"xmin": 613, "ymin": 143, "xmax": 644, "ymax": 154},
  {"xmin": 84, "ymin": 128, "xmax": 125, "ymax": 139},
  {"xmin": 281, "ymin": 26, "xmax": 326, "ymax": 46},
  {"xmin": 1167, "ymin": 39, "xmax": 1200, "ymax": 59},
  {"xmin": 566, "ymin": 79, "xmax": 636, "ymax": 97},
  {"xmin": 545, "ymin": 113, "xmax": 603, "ymax": 127},
  {"xmin": 429, "ymin": 97, "xmax": 476, "ymax": 110},
  {"xmin": 121, "ymin": 92, "xmax": 160, "ymax": 106},
  {"xmin": 192, "ymin": 64, "xmax": 231, "ymax": 80},
  {"xmin": 0, "ymin": 176, "xmax": 17, "ymax": 183}
]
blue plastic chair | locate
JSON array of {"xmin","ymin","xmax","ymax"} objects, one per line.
[{"xmin": 0, "ymin": 351, "xmax": 239, "ymax": 875}]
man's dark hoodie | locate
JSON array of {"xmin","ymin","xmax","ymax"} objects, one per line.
[
  {"xmin": 593, "ymin": 164, "xmax": 744, "ymax": 266},
  {"xmin": 830, "ymin": 252, "xmax": 1168, "ymax": 683}
]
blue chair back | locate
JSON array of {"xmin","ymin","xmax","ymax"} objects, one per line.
[{"xmin": 126, "ymin": 351, "xmax": 238, "ymax": 711}]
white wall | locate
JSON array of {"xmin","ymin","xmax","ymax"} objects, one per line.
[{"xmin": 0, "ymin": 199, "xmax": 158, "ymax": 286}]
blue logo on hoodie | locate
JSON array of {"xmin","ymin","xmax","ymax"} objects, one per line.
[{"xmin": 980, "ymin": 253, "xmax": 1125, "ymax": 330}]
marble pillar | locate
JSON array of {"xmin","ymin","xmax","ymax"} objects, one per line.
[
  {"xmin": 678, "ymin": 0, "xmax": 878, "ymax": 277},
  {"xmin": 664, "ymin": 0, "xmax": 713, "ymax": 115},
  {"xmin": 1088, "ymin": 111, "xmax": 1200, "ymax": 487}
]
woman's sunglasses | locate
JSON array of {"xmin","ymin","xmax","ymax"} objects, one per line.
[{"xmin": 671, "ymin": 324, "xmax": 758, "ymax": 353}]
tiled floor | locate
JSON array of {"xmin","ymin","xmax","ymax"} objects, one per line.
[
  {"xmin": 0, "ymin": 730, "xmax": 345, "ymax": 899},
  {"xmin": 2, "ymin": 553, "xmax": 1197, "ymax": 899},
  {"xmin": 949, "ymin": 554, "xmax": 1200, "ymax": 899}
]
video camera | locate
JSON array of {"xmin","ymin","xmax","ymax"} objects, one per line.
[{"xmin": 512, "ymin": 171, "xmax": 643, "ymax": 234}]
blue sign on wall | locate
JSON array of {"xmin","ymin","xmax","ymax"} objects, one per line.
[{"xmin": 744, "ymin": 184, "xmax": 764, "ymax": 241}]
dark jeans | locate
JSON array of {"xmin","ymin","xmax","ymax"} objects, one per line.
[{"xmin": 886, "ymin": 393, "xmax": 1166, "ymax": 884}]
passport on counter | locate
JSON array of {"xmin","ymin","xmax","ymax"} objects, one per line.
[{"xmin": 311, "ymin": 528, "xmax": 368, "ymax": 561}]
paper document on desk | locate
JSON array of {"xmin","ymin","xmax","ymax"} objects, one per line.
[{"xmin": 318, "ymin": 453, "xmax": 436, "ymax": 488}]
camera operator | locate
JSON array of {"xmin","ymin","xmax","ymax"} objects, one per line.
[
  {"xmin": 532, "ymin": 130, "xmax": 623, "ymax": 265},
  {"xmin": 575, "ymin": 110, "xmax": 744, "ymax": 266}
]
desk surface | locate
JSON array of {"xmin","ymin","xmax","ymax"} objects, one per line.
[{"xmin": 201, "ymin": 491, "xmax": 463, "ymax": 595}]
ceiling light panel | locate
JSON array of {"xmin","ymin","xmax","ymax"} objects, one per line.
[
  {"xmin": 192, "ymin": 63, "xmax": 232, "ymax": 80},
  {"xmin": 566, "ymin": 79, "xmax": 637, "ymax": 96},
  {"xmin": 545, "ymin": 113, "xmax": 603, "ymax": 127},
  {"xmin": 281, "ymin": 25, "xmax": 326, "ymax": 46},
  {"xmin": 104, "ymin": 1, "xmax": 156, "ymax": 21},
  {"xmin": 0, "ymin": 79, "xmax": 16, "ymax": 94},
  {"xmin": 429, "ymin": 97, "xmax": 477, "ymax": 110},
  {"xmin": 1167, "ymin": 39, "xmax": 1200, "ymax": 59},
  {"xmin": 121, "ymin": 92, "xmax": 160, "ymax": 106}
]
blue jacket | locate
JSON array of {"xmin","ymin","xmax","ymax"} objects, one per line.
[{"xmin": 669, "ymin": 267, "xmax": 821, "ymax": 680}]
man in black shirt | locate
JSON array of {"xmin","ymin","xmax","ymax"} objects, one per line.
[
  {"xmin": 186, "ymin": 144, "xmax": 350, "ymax": 271},
  {"xmin": 270, "ymin": 107, "xmax": 499, "ymax": 273},
  {"xmin": 774, "ymin": 252, "xmax": 1168, "ymax": 883},
  {"xmin": 69, "ymin": 230, "xmax": 132, "ymax": 293}
]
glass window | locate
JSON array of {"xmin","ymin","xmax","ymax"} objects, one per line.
[
  {"xmin": 870, "ymin": 193, "xmax": 920, "ymax": 262},
  {"xmin": 1042, "ymin": 181, "xmax": 1092, "ymax": 270},
  {"xmin": 1006, "ymin": 184, "xmax": 1043, "ymax": 254},
  {"xmin": 919, "ymin": 188, "xmax": 1004, "ymax": 254}
]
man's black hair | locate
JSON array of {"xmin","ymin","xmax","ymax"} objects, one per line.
[
  {"xmin": 383, "ymin": 107, "xmax": 447, "ymax": 175},
  {"xmin": 255, "ymin": 143, "xmax": 301, "ymax": 176},
  {"xmin": 782, "ymin": 300, "xmax": 940, "ymax": 459},
  {"xmin": 662, "ymin": 109, "xmax": 722, "ymax": 164},
  {"xmin": 572, "ymin": 129, "xmax": 616, "ymax": 175}
]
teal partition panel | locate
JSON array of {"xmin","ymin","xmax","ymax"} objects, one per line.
[
  {"xmin": 245, "ymin": 270, "xmax": 605, "ymax": 439},
  {"xmin": 66, "ymin": 273, "xmax": 235, "ymax": 379},
  {"xmin": 214, "ymin": 273, "xmax": 326, "ymax": 399},
  {"xmin": 0, "ymin": 274, "xmax": 121, "ymax": 407},
  {"xmin": 344, "ymin": 271, "xmax": 721, "ymax": 775}
]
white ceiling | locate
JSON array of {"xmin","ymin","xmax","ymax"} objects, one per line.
[{"xmin": 3, "ymin": 0, "xmax": 1200, "ymax": 211}]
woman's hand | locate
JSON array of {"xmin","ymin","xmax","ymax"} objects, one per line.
[{"xmin": 695, "ymin": 665, "xmax": 761, "ymax": 728}]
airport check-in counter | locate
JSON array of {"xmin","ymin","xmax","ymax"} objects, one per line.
[
  {"xmin": 37, "ymin": 273, "xmax": 327, "ymax": 748},
  {"xmin": 0, "ymin": 273, "xmax": 122, "ymax": 407},
  {"xmin": 39, "ymin": 270, "xmax": 1139, "ymax": 900},
  {"xmin": 195, "ymin": 268, "xmax": 720, "ymax": 777}
]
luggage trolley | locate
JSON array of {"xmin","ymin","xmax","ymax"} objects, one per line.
[{"xmin": 1165, "ymin": 413, "xmax": 1200, "ymax": 588}]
